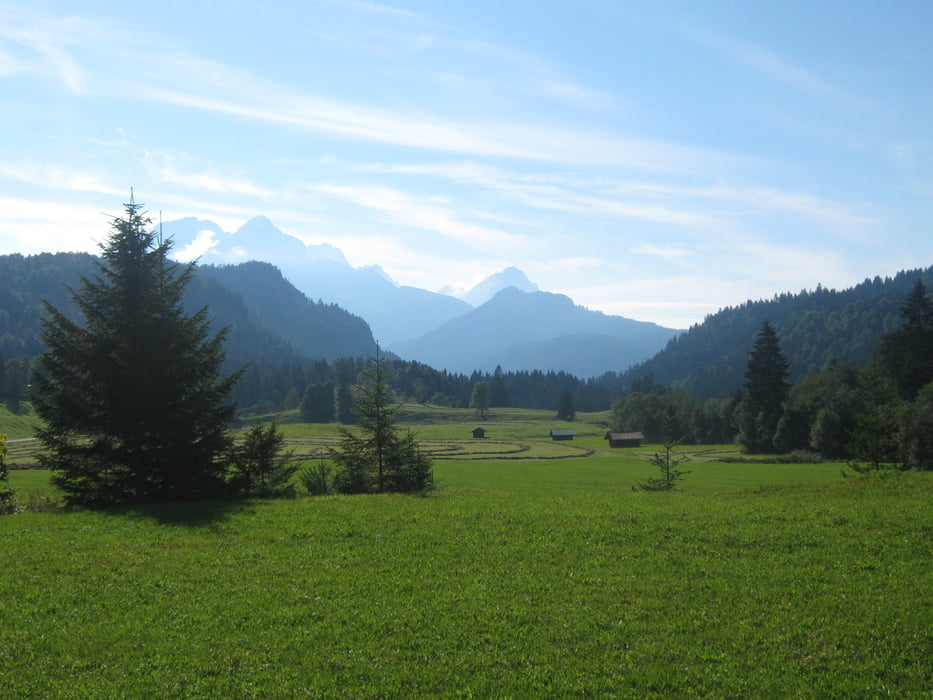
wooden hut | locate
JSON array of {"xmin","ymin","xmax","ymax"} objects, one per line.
[{"xmin": 605, "ymin": 431, "xmax": 645, "ymax": 448}]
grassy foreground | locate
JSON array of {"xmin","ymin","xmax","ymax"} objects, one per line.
[{"xmin": 2, "ymin": 409, "xmax": 932, "ymax": 697}]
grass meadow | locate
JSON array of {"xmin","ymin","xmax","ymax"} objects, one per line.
[{"xmin": 2, "ymin": 405, "xmax": 931, "ymax": 697}]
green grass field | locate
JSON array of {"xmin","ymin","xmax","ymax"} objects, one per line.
[{"xmin": 2, "ymin": 406, "xmax": 931, "ymax": 697}]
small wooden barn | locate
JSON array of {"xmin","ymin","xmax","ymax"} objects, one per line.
[
  {"xmin": 472, "ymin": 427, "xmax": 487, "ymax": 439},
  {"xmin": 549, "ymin": 429, "xmax": 576, "ymax": 441},
  {"xmin": 605, "ymin": 431, "xmax": 645, "ymax": 448}
]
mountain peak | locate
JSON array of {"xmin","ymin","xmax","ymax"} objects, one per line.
[{"xmin": 463, "ymin": 267, "xmax": 539, "ymax": 306}]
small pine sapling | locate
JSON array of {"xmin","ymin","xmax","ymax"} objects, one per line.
[{"xmin": 633, "ymin": 412, "xmax": 690, "ymax": 492}]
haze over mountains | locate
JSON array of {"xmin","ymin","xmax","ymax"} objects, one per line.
[{"xmin": 162, "ymin": 216, "xmax": 678, "ymax": 376}]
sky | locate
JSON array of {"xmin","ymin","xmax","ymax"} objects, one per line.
[{"xmin": 1, "ymin": 1, "xmax": 931, "ymax": 328}]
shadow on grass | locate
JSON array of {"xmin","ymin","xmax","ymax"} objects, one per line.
[{"xmin": 116, "ymin": 498, "xmax": 257, "ymax": 527}]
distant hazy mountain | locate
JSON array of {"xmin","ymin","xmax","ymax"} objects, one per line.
[
  {"xmin": 193, "ymin": 261, "xmax": 376, "ymax": 361},
  {"xmin": 389, "ymin": 287, "xmax": 678, "ymax": 377},
  {"xmin": 462, "ymin": 266, "xmax": 538, "ymax": 306},
  {"xmin": 163, "ymin": 216, "xmax": 469, "ymax": 345}
]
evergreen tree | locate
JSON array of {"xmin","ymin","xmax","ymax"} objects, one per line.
[
  {"xmin": 3, "ymin": 358, "xmax": 29, "ymax": 414},
  {"xmin": 490, "ymin": 365, "xmax": 511, "ymax": 407},
  {"xmin": 0, "ymin": 433, "xmax": 15, "ymax": 514},
  {"xmin": 282, "ymin": 386, "xmax": 301, "ymax": 411},
  {"xmin": 227, "ymin": 422, "xmax": 299, "ymax": 498},
  {"xmin": 738, "ymin": 320, "xmax": 790, "ymax": 453},
  {"xmin": 847, "ymin": 364, "xmax": 903, "ymax": 472},
  {"xmin": 330, "ymin": 351, "xmax": 433, "ymax": 494},
  {"xmin": 556, "ymin": 389, "xmax": 575, "ymax": 421},
  {"xmin": 300, "ymin": 381, "xmax": 335, "ymax": 423},
  {"xmin": 880, "ymin": 280, "xmax": 933, "ymax": 399},
  {"xmin": 632, "ymin": 410, "xmax": 689, "ymax": 491},
  {"xmin": 901, "ymin": 382, "xmax": 933, "ymax": 471},
  {"xmin": 33, "ymin": 198, "xmax": 241, "ymax": 506},
  {"xmin": 470, "ymin": 381, "xmax": 490, "ymax": 419},
  {"xmin": 332, "ymin": 358, "xmax": 356, "ymax": 424}
]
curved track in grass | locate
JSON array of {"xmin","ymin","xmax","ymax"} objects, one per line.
[{"xmin": 280, "ymin": 437, "xmax": 595, "ymax": 461}]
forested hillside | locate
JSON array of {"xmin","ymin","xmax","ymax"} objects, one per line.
[
  {"xmin": 621, "ymin": 266, "xmax": 933, "ymax": 400},
  {"xmin": 194, "ymin": 262, "xmax": 376, "ymax": 362},
  {"xmin": 0, "ymin": 252, "xmax": 99, "ymax": 358},
  {"xmin": 0, "ymin": 253, "xmax": 377, "ymax": 412}
]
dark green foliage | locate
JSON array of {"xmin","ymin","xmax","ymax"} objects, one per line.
[
  {"xmin": 0, "ymin": 434, "xmax": 15, "ymax": 514},
  {"xmin": 847, "ymin": 365, "xmax": 904, "ymax": 473},
  {"xmin": 470, "ymin": 381, "xmax": 490, "ymax": 418},
  {"xmin": 227, "ymin": 423, "xmax": 299, "ymax": 498},
  {"xmin": 622, "ymin": 267, "xmax": 933, "ymax": 400},
  {"xmin": 901, "ymin": 382, "xmax": 933, "ymax": 471},
  {"xmin": 300, "ymin": 381, "xmax": 335, "ymax": 423},
  {"xmin": 556, "ymin": 389, "xmax": 575, "ymax": 421},
  {"xmin": 383, "ymin": 430, "xmax": 434, "ymax": 493},
  {"xmin": 3, "ymin": 358, "xmax": 30, "ymax": 413},
  {"xmin": 737, "ymin": 321, "xmax": 790, "ymax": 453},
  {"xmin": 490, "ymin": 365, "xmax": 511, "ymax": 407},
  {"xmin": 610, "ymin": 390, "xmax": 735, "ymax": 444},
  {"xmin": 33, "ymin": 199, "xmax": 241, "ymax": 506},
  {"xmin": 880, "ymin": 280, "xmax": 933, "ymax": 399},
  {"xmin": 329, "ymin": 352, "xmax": 433, "ymax": 494},
  {"xmin": 0, "ymin": 252, "xmax": 99, "ymax": 360},
  {"xmin": 299, "ymin": 460, "xmax": 332, "ymax": 496},
  {"xmin": 332, "ymin": 358, "xmax": 357, "ymax": 424},
  {"xmin": 783, "ymin": 361, "xmax": 860, "ymax": 457}
]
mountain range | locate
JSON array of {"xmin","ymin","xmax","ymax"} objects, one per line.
[
  {"xmin": 4, "ymin": 216, "xmax": 928, "ymax": 405},
  {"xmin": 391, "ymin": 286, "xmax": 677, "ymax": 377},
  {"xmin": 161, "ymin": 216, "xmax": 677, "ymax": 376}
]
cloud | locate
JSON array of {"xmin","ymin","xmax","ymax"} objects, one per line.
[
  {"xmin": 0, "ymin": 6, "xmax": 96, "ymax": 92},
  {"xmin": 0, "ymin": 161, "xmax": 124, "ymax": 196},
  {"xmin": 173, "ymin": 229, "xmax": 218, "ymax": 262},
  {"xmin": 0, "ymin": 197, "xmax": 107, "ymax": 254},
  {"xmin": 307, "ymin": 183, "xmax": 528, "ymax": 254},
  {"xmin": 3, "ymin": 5, "xmax": 749, "ymax": 176},
  {"xmin": 677, "ymin": 24, "xmax": 871, "ymax": 110}
]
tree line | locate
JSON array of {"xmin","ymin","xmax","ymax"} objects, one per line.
[
  {"xmin": 610, "ymin": 283, "xmax": 933, "ymax": 470},
  {"xmin": 621, "ymin": 269, "xmax": 933, "ymax": 401}
]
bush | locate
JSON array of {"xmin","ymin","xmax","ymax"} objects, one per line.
[
  {"xmin": 300, "ymin": 461, "xmax": 332, "ymax": 496},
  {"xmin": 227, "ymin": 423, "xmax": 299, "ymax": 498}
]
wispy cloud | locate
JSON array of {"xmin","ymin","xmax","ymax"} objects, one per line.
[
  {"xmin": 0, "ymin": 161, "xmax": 124, "ymax": 196},
  {"xmin": 2, "ymin": 5, "xmax": 745, "ymax": 175},
  {"xmin": 307, "ymin": 183, "xmax": 528, "ymax": 254},
  {"xmin": 0, "ymin": 6, "xmax": 101, "ymax": 92},
  {"xmin": 677, "ymin": 24, "xmax": 871, "ymax": 110},
  {"xmin": 366, "ymin": 160, "xmax": 871, "ymax": 233}
]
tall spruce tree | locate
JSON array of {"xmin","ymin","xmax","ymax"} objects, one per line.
[
  {"xmin": 737, "ymin": 320, "xmax": 790, "ymax": 453},
  {"xmin": 34, "ymin": 198, "xmax": 241, "ymax": 506},
  {"xmin": 880, "ymin": 279, "xmax": 933, "ymax": 399}
]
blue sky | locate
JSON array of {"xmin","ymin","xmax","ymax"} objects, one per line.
[{"xmin": 1, "ymin": 1, "xmax": 931, "ymax": 328}]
